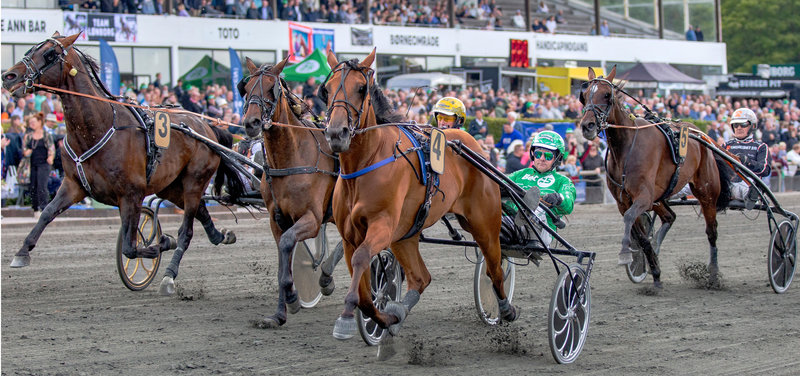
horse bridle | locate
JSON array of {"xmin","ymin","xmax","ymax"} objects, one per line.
[
  {"xmin": 581, "ymin": 77, "xmax": 616, "ymax": 131},
  {"xmin": 320, "ymin": 59, "xmax": 373, "ymax": 136},
  {"xmin": 239, "ymin": 69, "xmax": 283, "ymax": 132},
  {"xmin": 20, "ymin": 37, "xmax": 72, "ymax": 92}
]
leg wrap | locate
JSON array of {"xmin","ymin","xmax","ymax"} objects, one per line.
[
  {"xmin": 402, "ymin": 290, "xmax": 421, "ymax": 312},
  {"xmin": 165, "ymin": 247, "xmax": 186, "ymax": 279}
]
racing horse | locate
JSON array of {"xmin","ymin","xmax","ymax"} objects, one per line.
[
  {"xmin": 321, "ymin": 49, "xmax": 518, "ymax": 347},
  {"xmin": 239, "ymin": 57, "xmax": 339, "ymax": 327},
  {"xmin": 578, "ymin": 66, "xmax": 732, "ymax": 287},
  {"xmin": 1, "ymin": 32, "xmax": 242, "ymax": 293}
]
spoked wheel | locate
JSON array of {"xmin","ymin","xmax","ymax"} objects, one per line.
[
  {"xmin": 548, "ymin": 264, "xmax": 591, "ymax": 364},
  {"xmin": 473, "ymin": 254, "xmax": 516, "ymax": 325},
  {"xmin": 627, "ymin": 212, "xmax": 655, "ymax": 284},
  {"xmin": 291, "ymin": 223, "xmax": 329, "ymax": 308},
  {"xmin": 116, "ymin": 207, "xmax": 162, "ymax": 291},
  {"xmin": 768, "ymin": 220, "xmax": 797, "ymax": 294},
  {"xmin": 357, "ymin": 249, "xmax": 404, "ymax": 346}
]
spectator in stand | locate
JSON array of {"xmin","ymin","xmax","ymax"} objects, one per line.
[
  {"xmin": 505, "ymin": 140, "xmax": 526, "ymax": 174},
  {"xmin": 762, "ymin": 117, "xmax": 780, "ymax": 146},
  {"xmin": 512, "ymin": 9, "xmax": 525, "ymax": 29},
  {"xmin": 23, "ymin": 113, "xmax": 55, "ymax": 219},
  {"xmin": 580, "ymin": 143, "xmax": 604, "ymax": 187},
  {"xmin": 537, "ymin": 1, "xmax": 548, "ymax": 13},
  {"xmin": 686, "ymin": 24, "xmax": 697, "ymax": 41},
  {"xmin": 177, "ymin": 3, "xmax": 191, "ymax": 16},
  {"xmin": 695, "ymin": 25, "xmax": 704, "ymax": 41},
  {"xmin": 545, "ymin": 15, "xmax": 557, "ymax": 33},
  {"xmin": 532, "ymin": 18, "xmax": 546, "ymax": 32},
  {"xmin": 496, "ymin": 122, "xmax": 525, "ymax": 155},
  {"xmin": 257, "ymin": 0, "xmax": 273, "ymax": 19},
  {"xmin": 786, "ymin": 143, "xmax": 800, "ymax": 176},
  {"xmin": 245, "ymin": 0, "xmax": 260, "ymax": 19},
  {"xmin": 600, "ymin": 20, "xmax": 610, "ymax": 36},
  {"xmin": 555, "ymin": 9, "xmax": 566, "ymax": 24},
  {"xmin": 467, "ymin": 109, "xmax": 488, "ymax": 138}
]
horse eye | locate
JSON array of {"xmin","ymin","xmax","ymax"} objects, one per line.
[{"xmin": 43, "ymin": 49, "xmax": 56, "ymax": 62}]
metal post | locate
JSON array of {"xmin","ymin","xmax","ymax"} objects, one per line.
[
  {"xmin": 594, "ymin": 0, "xmax": 601, "ymax": 37},
  {"xmin": 623, "ymin": 0, "xmax": 629, "ymax": 19},
  {"xmin": 524, "ymin": 0, "xmax": 531, "ymax": 31},
  {"xmin": 683, "ymin": 0, "xmax": 690, "ymax": 33},
  {"xmin": 448, "ymin": 0, "xmax": 454, "ymax": 28},
  {"xmin": 364, "ymin": 0, "xmax": 371, "ymax": 24},
  {"xmin": 271, "ymin": 0, "xmax": 278, "ymax": 21},
  {"xmin": 657, "ymin": 0, "xmax": 663, "ymax": 39},
  {"xmin": 714, "ymin": 0, "xmax": 722, "ymax": 42}
]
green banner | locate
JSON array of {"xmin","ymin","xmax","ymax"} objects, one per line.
[
  {"xmin": 753, "ymin": 64, "xmax": 800, "ymax": 79},
  {"xmin": 282, "ymin": 49, "xmax": 331, "ymax": 84},
  {"xmin": 180, "ymin": 55, "xmax": 231, "ymax": 88}
]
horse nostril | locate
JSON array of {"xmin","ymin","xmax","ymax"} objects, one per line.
[{"xmin": 3, "ymin": 72, "xmax": 18, "ymax": 82}]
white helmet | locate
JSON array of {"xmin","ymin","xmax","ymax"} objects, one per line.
[{"xmin": 730, "ymin": 107, "xmax": 757, "ymax": 127}]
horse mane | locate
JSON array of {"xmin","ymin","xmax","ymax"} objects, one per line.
[{"xmin": 371, "ymin": 83, "xmax": 405, "ymax": 124}]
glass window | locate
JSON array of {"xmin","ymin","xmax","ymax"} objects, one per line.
[
  {"xmin": 2, "ymin": 44, "xmax": 15, "ymax": 71},
  {"xmin": 239, "ymin": 50, "xmax": 276, "ymax": 67},
  {"xmin": 427, "ymin": 56, "xmax": 454, "ymax": 72},
  {"xmin": 178, "ymin": 49, "xmax": 211, "ymax": 77},
  {"xmin": 133, "ymin": 47, "xmax": 170, "ymax": 84},
  {"xmin": 461, "ymin": 56, "xmax": 507, "ymax": 67},
  {"xmin": 113, "ymin": 46, "xmax": 133, "ymax": 73},
  {"xmin": 405, "ymin": 56, "xmax": 426, "ymax": 73}
]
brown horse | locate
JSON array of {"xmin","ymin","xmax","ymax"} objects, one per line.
[
  {"xmin": 321, "ymin": 49, "xmax": 518, "ymax": 348},
  {"xmin": 578, "ymin": 67, "xmax": 732, "ymax": 287},
  {"xmin": 239, "ymin": 57, "xmax": 339, "ymax": 327},
  {"xmin": 1, "ymin": 32, "xmax": 242, "ymax": 294}
]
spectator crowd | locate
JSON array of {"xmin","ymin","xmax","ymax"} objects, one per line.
[{"xmin": 4, "ymin": 68, "xmax": 800, "ymax": 210}]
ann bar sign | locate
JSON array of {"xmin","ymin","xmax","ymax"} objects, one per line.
[{"xmin": 1, "ymin": 19, "xmax": 47, "ymax": 33}]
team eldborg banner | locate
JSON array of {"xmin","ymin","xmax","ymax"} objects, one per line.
[{"xmin": 63, "ymin": 12, "xmax": 137, "ymax": 42}]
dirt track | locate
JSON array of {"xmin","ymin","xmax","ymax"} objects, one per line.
[{"xmin": 3, "ymin": 197, "xmax": 800, "ymax": 375}]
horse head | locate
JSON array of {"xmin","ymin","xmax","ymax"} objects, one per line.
[
  {"xmin": 321, "ymin": 48, "xmax": 377, "ymax": 153},
  {"xmin": 578, "ymin": 66, "xmax": 617, "ymax": 140},
  {"xmin": 240, "ymin": 56, "xmax": 289, "ymax": 138},
  {"xmin": 3, "ymin": 32, "xmax": 83, "ymax": 98}
]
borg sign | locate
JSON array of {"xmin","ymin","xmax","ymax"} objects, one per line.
[
  {"xmin": 155, "ymin": 112, "xmax": 170, "ymax": 148},
  {"xmin": 430, "ymin": 128, "xmax": 445, "ymax": 174}
]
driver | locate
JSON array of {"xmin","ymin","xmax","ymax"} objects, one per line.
[
  {"xmin": 724, "ymin": 107, "xmax": 770, "ymax": 209},
  {"xmin": 504, "ymin": 131, "xmax": 576, "ymax": 246},
  {"xmin": 431, "ymin": 97, "xmax": 466, "ymax": 130}
]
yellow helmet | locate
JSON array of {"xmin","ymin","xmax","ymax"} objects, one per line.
[{"xmin": 432, "ymin": 97, "xmax": 466, "ymax": 127}]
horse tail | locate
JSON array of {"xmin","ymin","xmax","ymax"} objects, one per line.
[
  {"xmin": 210, "ymin": 126, "xmax": 246, "ymax": 202},
  {"xmin": 714, "ymin": 153, "xmax": 733, "ymax": 211}
]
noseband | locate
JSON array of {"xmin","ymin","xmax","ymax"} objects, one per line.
[
  {"xmin": 321, "ymin": 60, "xmax": 373, "ymax": 136},
  {"xmin": 20, "ymin": 37, "xmax": 71, "ymax": 92},
  {"xmin": 581, "ymin": 78, "xmax": 616, "ymax": 131},
  {"xmin": 240, "ymin": 69, "xmax": 283, "ymax": 132}
]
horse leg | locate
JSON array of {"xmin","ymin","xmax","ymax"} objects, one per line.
[
  {"xmin": 632, "ymin": 216, "xmax": 662, "ymax": 288},
  {"xmin": 619, "ymin": 197, "xmax": 653, "ymax": 265},
  {"xmin": 159, "ymin": 194, "xmax": 202, "ymax": 296},
  {"xmin": 260, "ymin": 213, "xmax": 321, "ymax": 328},
  {"xmin": 652, "ymin": 202, "xmax": 677, "ymax": 255},
  {"xmin": 11, "ymin": 178, "xmax": 85, "ymax": 267},
  {"xmin": 196, "ymin": 202, "xmax": 236, "ymax": 245},
  {"xmin": 333, "ymin": 224, "xmax": 394, "ymax": 340},
  {"xmin": 696, "ymin": 193, "xmax": 721, "ymax": 286},
  {"xmin": 319, "ymin": 240, "xmax": 343, "ymax": 296},
  {"xmin": 376, "ymin": 236, "xmax": 432, "ymax": 331}
]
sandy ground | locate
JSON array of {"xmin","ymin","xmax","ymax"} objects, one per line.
[{"xmin": 2, "ymin": 197, "xmax": 800, "ymax": 375}]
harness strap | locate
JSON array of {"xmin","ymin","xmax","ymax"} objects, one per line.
[
  {"xmin": 266, "ymin": 165, "xmax": 338, "ymax": 177},
  {"xmin": 64, "ymin": 126, "xmax": 117, "ymax": 197},
  {"xmin": 340, "ymin": 155, "xmax": 397, "ymax": 179}
]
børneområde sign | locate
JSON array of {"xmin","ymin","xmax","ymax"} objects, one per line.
[{"xmin": 389, "ymin": 34, "xmax": 439, "ymax": 47}]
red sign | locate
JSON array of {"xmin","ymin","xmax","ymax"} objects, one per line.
[{"xmin": 509, "ymin": 39, "xmax": 529, "ymax": 68}]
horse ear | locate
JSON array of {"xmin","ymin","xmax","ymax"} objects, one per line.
[
  {"xmin": 326, "ymin": 49, "xmax": 339, "ymax": 69},
  {"xmin": 52, "ymin": 31, "xmax": 61, "ymax": 37},
  {"xmin": 245, "ymin": 57, "xmax": 258, "ymax": 75},
  {"xmin": 360, "ymin": 47, "xmax": 377, "ymax": 69},
  {"xmin": 272, "ymin": 55, "xmax": 290, "ymax": 74},
  {"xmin": 62, "ymin": 32, "xmax": 82, "ymax": 48},
  {"xmin": 607, "ymin": 65, "xmax": 617, "ymax": 82},
  {"xmin": 587, "ymin": 67, "xmax": 596, "ymax": 80}
]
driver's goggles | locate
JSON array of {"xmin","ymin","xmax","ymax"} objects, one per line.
[
  {"xmin": 436, "ymin": 114, "xmax": 456, "ymax": 123},
  {"xmin": 731, "ymin": 122, "xmax": 750, "ymax": 129},
  {"xmin": 533, "ymin": 149, "xmax": 555, "ymax": 161}
]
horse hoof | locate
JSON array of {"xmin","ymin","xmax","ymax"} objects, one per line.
[
  {"xmin": 618, "ymin": 251, "xmax": 633, "ymax": 266},
  {"xmin": 377, "ymin": 335, "xmax": 397, "ymax": 361},
  {"xmin": 384, "ymin": 301, "xmax": 408, "ymax": 337},
  {"xmin": 159, "ymin": 276, "xmax": 175, "ymax": 296},
  {"xmin": 653, "ymin": 280, "xmax": 663, "ymax": 289},
  {"xmin": 10, "ymin": 255, "xmax": 31, "ymax": 268},
  {"xmin": 221, "ymin": 229, "xmax": 236, "ymax": 245},
  {"xmin": 161, "ymin": 234, "xmax": 178, "ymax": 251},
  {"xmin": 253, "ymin": 316, "xmax": 284, "ymax": 329},
  {"xmin": 332, "ymin": 316, "xmax": 357, "ymax": 340},
  {"xmin": 320, "ymin": 276, "xmax": 335, "ymax": 296},
  {"xmin": 502, "ymin": 305, "xmax": 521, "ymax": 322},
  {"xmin": 287, "ymin": 296, "xmax": 301, "ymax": 314}
]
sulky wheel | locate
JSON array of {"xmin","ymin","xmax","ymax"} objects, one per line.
[
  {"xmin": 292, "ymin": 223, "xmax": 329, "ymax": 308},
  {"xmin": 548, "ymin": 264, "xmax": 591, "ymax": 364},
  {"xmin": 473, "ymin": 255, "xmax": 516, "ymax": 325},
  {"xmin": 357, "ymin": 249, "xmax": 404, "ymax": 346},
  {"xmin": 768, "ymin": 220, "xmax": 796, "ymax": 294},
  {"xmin": 627, "ymin": 212, "xmax": 655, "ymax": 284},
  {"xmin": 116, "ymin": 207, "xmax": 162, "ymax": 291}
]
